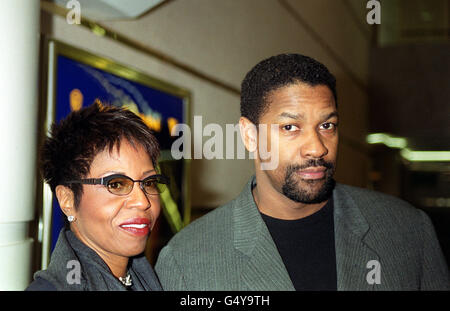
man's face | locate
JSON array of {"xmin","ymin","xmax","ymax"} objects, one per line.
[{"xmin": 257, "ymin": 82, "xmax": 338, "ymax": 204}]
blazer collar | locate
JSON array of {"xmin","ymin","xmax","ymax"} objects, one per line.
[
  {"xmin": 232, "ymin": 176, "xmax": 379, "ymax": 291},
  {"xmin": 233, "ymin": 176, "xmax": 295, "ymax": 290},
  {"xmin": 333, "ymin": 184, "xmax": 380, "ymax": 290},
  {"xmin": 34, "ymin": 229, "xmax": 162, "ymax": 290},
  {"xmin": 333, "ymin": 183, "xmax": 370, "ymax": 237},
  {"xmin": 232, "ymin": 177, "xmax": 374, "ymax": 253}
]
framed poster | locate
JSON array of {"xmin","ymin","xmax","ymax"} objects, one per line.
[{"xmin": 38, "ymin": 39, "xmax": 191, "ymax": 268}]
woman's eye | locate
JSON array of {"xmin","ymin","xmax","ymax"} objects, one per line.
[
  {"xmin": 144, "ymin": 180, "xmax": 156, "ymax": 188},
  {"xmin": 108, "ymin": 178, "xmax": 127, "ymax": 189},
  {"xmin": 108, "ymin": 182, "xmax": 123, "ymax": 189}
]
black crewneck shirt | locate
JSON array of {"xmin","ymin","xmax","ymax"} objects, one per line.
[{"xmin": 260, "ymin": 198, "xmax": 337, "ymax": 291}]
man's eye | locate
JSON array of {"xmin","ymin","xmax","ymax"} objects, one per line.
[
  {"xmin": 320, "ymin": 122, "xmax": 336, "ymax": 130},
  {"xmin": 283, "ymin": 124, "xmax": 299, "ymax": 131}
]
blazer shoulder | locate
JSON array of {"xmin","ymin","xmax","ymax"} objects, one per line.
[
  {"xmin": 335, "ymin": 183, "xmax": 423, "ymax": 225},
  {"xmin": 166, "ymin": 201, "xmax": 234, "ymax": 250},
  {"xmin": 25, "ymin": 277, "xmax": 57, "ymax": 291},
  {"xmin": 337, "ymin": 183, "xmax": 416, "ymax": 210}
]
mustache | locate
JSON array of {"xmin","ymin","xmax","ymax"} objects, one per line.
[{"xmin": 288, "ymin": 158, "xmax": 335, "ymax": 172}]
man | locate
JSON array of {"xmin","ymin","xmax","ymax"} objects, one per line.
[{"xmin": 155, "ymin": 54, "xmax": 449, "ymax": 290}]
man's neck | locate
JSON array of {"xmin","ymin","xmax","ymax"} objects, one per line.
[{"xmin": 253, "ymin": 172, "xmax": 328, "ymax": 220}]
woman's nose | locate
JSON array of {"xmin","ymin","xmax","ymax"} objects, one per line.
[{"xmin": 127, "ymin": 182, "xmax": 151, "ymax": 210}]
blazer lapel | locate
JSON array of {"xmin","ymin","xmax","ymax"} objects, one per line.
[
  {"xmin": 231, "ymin": 178, "xmax": 380, "ymax": 291},
  {"xmin": 333, "ymin": 184, "xmax": 380, "ymax": 290},
  {"xmin": 233, "ymin": 176, "xmax": 295, "ymax": 291}
]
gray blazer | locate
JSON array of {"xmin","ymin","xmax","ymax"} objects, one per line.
[
  {"xmin": 27, "ymin": 229, "xmax": 162, "ymax": 291},
  {"xmin": 155, "ymin": 176, "xmax": 449, "ymax": 290}
]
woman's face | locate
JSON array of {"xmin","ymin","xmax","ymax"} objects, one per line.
[{"xmin": 69, "ymin": 139, "xmax": 161, "ymax": 260}]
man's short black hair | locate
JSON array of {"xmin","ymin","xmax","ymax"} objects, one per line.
[
  {"xmin": 41, "ymin": 101, "xmax": 160, "ymax": 209},
  {"xmin": 240, "ymin": 53, "xmax": 337, "ymax": 124}
]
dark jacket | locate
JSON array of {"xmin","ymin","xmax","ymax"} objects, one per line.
[
  {"xmin": 156, "ymin": 176, "xmax": 450, "ymax": 290},
  {"xmin": 26, "ymin": 229, "xmax": 162, "ymax": 291}
]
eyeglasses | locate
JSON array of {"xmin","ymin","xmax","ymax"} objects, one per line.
[{"xmin": 65, "ymin": 174, "xmax": 169, "ymax": 196}]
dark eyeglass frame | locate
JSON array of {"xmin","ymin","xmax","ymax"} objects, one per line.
[{"xmin": 64, "ymin": 174, "xmax": 170, "ymax": 196}]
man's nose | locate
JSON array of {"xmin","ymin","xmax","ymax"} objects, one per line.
[{"xmin": 300, "ymin": 130, "xmax": 328, "ymax": 159}]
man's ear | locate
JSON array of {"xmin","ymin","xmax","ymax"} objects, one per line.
[
  {"xmin": 55, "ymin": 185, "xmax": 75, "ymax": 217},
  {"xmin": 239, "ymin": 116, "xmax": 258, "ymax": 153}
]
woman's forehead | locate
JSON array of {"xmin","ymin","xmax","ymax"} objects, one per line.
[{"xmin": 89, "ymin": 140, "xmax": 152, "ymax": 175}]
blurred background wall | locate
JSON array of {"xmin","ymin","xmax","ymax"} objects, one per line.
[
  {"xmin": 0, "ymin": 0, "xmax": 448, "ymax": 289},
  {"xmin": 368, "ymin": 0, "xmax": 450, "ymax": 271}
]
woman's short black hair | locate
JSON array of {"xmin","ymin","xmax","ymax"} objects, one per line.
[
  {"xmin": 41, "ymin": 101, "xmax": 160, "ymax": 209},
  {"xmin": 240, "ymin": 53, "xmax": 337, "ymax": 124}
]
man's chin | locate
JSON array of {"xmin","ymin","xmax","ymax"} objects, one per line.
[
  {"xmin": 282, "ymin": 177, "xmax": 335, "ymax": 204},
  {"xmin": 299, "ymin": 176, "xmax": 327, "ymax": 184}
]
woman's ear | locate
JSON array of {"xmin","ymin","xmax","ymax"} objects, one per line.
[
  {"xmin": 239, "ymin": 117, "xmax": 258, "ymax": 153},
  {"xmin": 55, "ymin": 185, "xmax": 75, "ymax": 217}
]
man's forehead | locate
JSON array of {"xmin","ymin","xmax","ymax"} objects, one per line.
[
  {"xmin": 265, "ymin": 95, "xmax": 337, "ymax": 118},
  {"xmin": 277, "ymin": 110, "xmax": 338, "ymax": 120},
  {"xmin": 267, "ymin": 82, "xmax": 333, "ymax": 98},
  {"xmin": 265, "ymin": 82, "xmax": 334, "ymax": 106}
]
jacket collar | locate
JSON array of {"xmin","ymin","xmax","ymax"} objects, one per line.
[
  {"xmin": 333, "ymin": 184, "xmax": 380, "ymax": 290},
  {"xmin": 232, "ymin": 176, "xmax": 378, "ymax": 290},
  {"xmin": 233, "ymin": 176, "xmax": 295, "ymax": 290},
  {"xmin": 34, "ymin": 229, "xmax": 162, "ymax": 290}
]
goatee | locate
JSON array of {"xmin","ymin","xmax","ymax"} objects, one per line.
[{"xmin": 282, "ymin": 159, "xmax": 336, "ymax": 204}]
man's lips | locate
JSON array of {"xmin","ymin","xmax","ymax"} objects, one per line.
[
  {"xmin": 119, "ymin": 218, "xmax": 151, "ymax": 236},
  {"xmin": 296, "ymin": 167, "xmax": 326, "ymax": 180}
]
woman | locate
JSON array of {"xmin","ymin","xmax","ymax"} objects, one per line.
[{"xmin": 27, "ymin": 102, "xmax": 168, "ymax": 290}]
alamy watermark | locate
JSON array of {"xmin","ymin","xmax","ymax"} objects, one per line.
[
  {"xmin": 66, "ymin": 0, "xmax": 81, "ymax": 25},
  {"xmin": 66, "ymin": 259, "xmax": 81, "ymax": 285},
  {"xmin": 366, "ymin": 259, "xmax": 381, "ymax": 285},
  {"xmin": 65, "ymin": 1, "xmax": 379, "ymax": 27},
  {"xmin": 366, "ymin": 0, "xmax": 381, "ymax": 25},
  {"xmin": 170, "ymin": 116, "xmax": 279, "ymax": 170}
]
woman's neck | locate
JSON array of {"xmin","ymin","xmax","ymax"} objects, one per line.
[{"xmin": 70, "ymin": 225, "xmax": 129, "ymax": 278}]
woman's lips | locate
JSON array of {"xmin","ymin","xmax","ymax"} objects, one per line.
[
  {"xmin": 119, "ymin": 218, "xmax": 151, "ymax": 237},
  {"xmin": 297, "ymin": 167, "xmax": 326, "ymax": 180}
]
